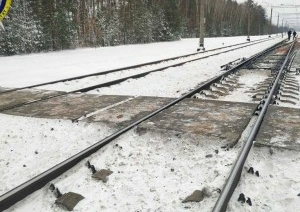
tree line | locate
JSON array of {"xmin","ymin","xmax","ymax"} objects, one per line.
[{"xmin": 0, "ymin": 0, "xmax": 282, "ymax": 55}]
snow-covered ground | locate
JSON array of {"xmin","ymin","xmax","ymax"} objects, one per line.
[
  {"xmin": 1, "ymin": 36, "xmax": 272, "ymax": 89},
  {"xmin": 37, "ymin": 39, "xmax": 266, "ymax": 93},
  {"xmin": 191, "ymin": 69, "xmax": 271, "ymax": 103},
  {"xmin": 217, "ymin": 70, "xmax": 271, "ymax": 103},
  {"xmin": 276, "ymin": 73, "xmax": 300, "ymax": 108},
  {"xmin": 86, "ymin": 39, "xmax": 283, "ymax": 98},
  {"xmin": 228, "ymin": 147, "xmax": 300, "ymax": 212},
  {"xmin": 5, "ymin": 116, "xmax": 300, "ymax": 212},
  {"xmin": 0, "ymin": 113, "xmax": 114, "ymax": 196},
  {"xmin": 1, "ymin": 35, "xmax": 300, "ymax": 212},
  {"xmin": 6, "ymin": 130, "xmax": 240, "ymax": 212}
]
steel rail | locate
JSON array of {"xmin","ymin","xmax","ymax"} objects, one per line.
[
  {"xmin": 0, "ymin": 40, "xmax": 286, "ymax": 211},
  {"xmin": 212, "ymin": 41, "xmax": 296, "ymax": 212},
  {"xmin": 286, "ymin": 43, "xmax": 300, "ymax": 70},
  {"xmin": 287, "ymin": 52, "xmax": 297, "ymax": 70},
  {"xmin": 0, "ymin": 38, "xmax": 281, "ymax": 113},
  {"xmin": 0, "ymin": 37, "xmax": 271, "ymax": 95},
  {"xmin": 72, "ymin": 39, "xmax": 273, "ymax": 93}
]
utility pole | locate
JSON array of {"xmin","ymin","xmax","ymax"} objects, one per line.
[
  {"xmin": 197, "ymin": 0, "xmax": 205, "ymax": 51},
  {"xmin": 269, "ymin": 7, "xmax": 273, "ymax": 37},
  {"xmin": 282, "ymin": 19, "xmax": 284, "ymax": 38},
  {"xmin": 277, "ymin": 14, "xmax": 279, "ymax": 36},
  {"xmin": 247, "ymin": 11, "xmax": 251, "ymax": 41},
  {"xmin": 270, "ymin": 4, "xmax": 300, "ymax": 36}
]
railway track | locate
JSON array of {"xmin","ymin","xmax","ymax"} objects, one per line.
[
  {"xmin": 0, "ymin": 40, "xmax": 298, "ymax": 211},
  {"xmin": 0, "ymin": 38, "xmax": 282, "ymax": 113},
  {"xmin": 192, "ymin": 43, "xmax": 297, "ymax": 103},
  {"xmin": 211, "ymin": 41, "xmax": 297, "ymax": 211},
  {"xmin": 0, "ymin": 37, "xmax": 271, "ymax": 95}
]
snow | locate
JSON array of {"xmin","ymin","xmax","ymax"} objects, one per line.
[
  {"xmin": 194, "ymin": 70, "xmax": 271, "ymax": 103},
  {"xmin": 6, "ymin": 131, "xmax": 240, "ymax": 212},
  {"xmin": 276, "ymin": 73, "xmax": 300, "ymax": 108},
  {"xmin": 218, "ymin": 70, "xmax": 270, "ymax": 103},
  {"xmin": 0, "ymin": 36, "xmax": 271, "ymax": 89},
  {"xmin": 1, "ymin": 35, "xmax": 300, "ymax": 212},
  {"xmin": 37, "ymin": 40, "xmax": 266, "ymax": 93},
  {"xmin": 228, "ymin": 146, "xmax": 300, "ymax": 212},
  {"xmin": 35, "ymin": 37, "xmax": 283, "ymax": 98},
  {"xmin": 0, "ymin": 113, "xmax": 113, "ymax": 196}
]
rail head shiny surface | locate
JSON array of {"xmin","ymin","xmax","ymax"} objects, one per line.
[{"xmin": 212, "ymin": 41, "xmax": 296, "ymax": 212}]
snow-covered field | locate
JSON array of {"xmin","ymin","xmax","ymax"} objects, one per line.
[
  {"xmin": 216, "ymin": 70, "xmax": 271, "ymax": 103},
  {"xmin": 5, "ymin": 116, "xmax": 300, "ymax": 212},
  {"xmin": 1, "ymin": 35, "xmax": 300, "ymax": 212},
  {"xmin": 228, "ymin": 147, "xmax": 300, "ymax": 212},
  {"xmin": 0, "ymin": 36, "xmax": 273, "ymax": 89},
  {"xmin": 0, "ymin": 113, "xmax": 114, "ymax": 196},
  {"xmin": 87, "ymin": 39, "xmax": 282, "ymax": 98},
  {"xmin": 6, "ymin": 130, "xmax": 240, "ymax": 212},
  {"xmin": 37, "ymin": 39, "xmax": 266, "ymax": 93}
]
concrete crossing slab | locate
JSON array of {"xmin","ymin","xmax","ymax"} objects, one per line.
[
  {"xmin": 0, "ymin": 89, "xmax": 63, "ymax": 111},
  {"xmin": 2, "ymin": 87, "xmax": 299, "ymax": 150},
  {"xmin": 256, "ymin": 105, "xmax": 300, "ymax": 151},
  {"xmin": 4, "ymin": 92, "xmax": 131, "ymax": 120},
  {"xmin": 0, "ymin": 87, "xmax": 10, "ymax": 93},
  {"xmin": 139, "ymin": 99, "xmax": 257, "ymax": 146},
  {"xmin": 86, "ymin": 96, "xmax": 173, "ymax": 128}
]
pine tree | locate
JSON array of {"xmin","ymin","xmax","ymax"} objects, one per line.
[
  {"xmin": 0, "ymin": 0, "xmax": 44, "ymax": 55},
  {"xmin": 0, "ymin": 0, "xmax": 274, "ymax": 55}
]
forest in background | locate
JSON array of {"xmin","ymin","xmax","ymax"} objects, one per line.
[{"xmin": 0, "ymin": 0, "xmax": 284, "ymax": 55}]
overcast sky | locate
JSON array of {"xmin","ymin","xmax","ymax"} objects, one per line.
[
  {"xmin": 236, "ymin": 0, "xmax": 300, "ymax": 28},
  {"xmin": 236, "ymin": 0, "xmax": 296, "ymax": 8}
]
